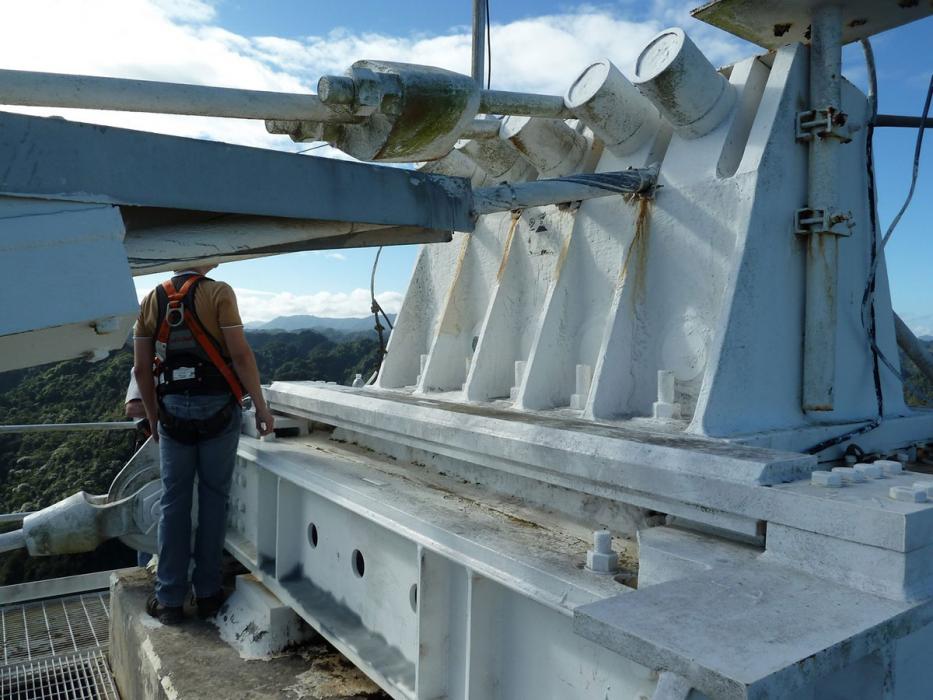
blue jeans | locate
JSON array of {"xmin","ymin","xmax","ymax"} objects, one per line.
[{"xmin": 156, "ymin": 394, "xmax": 241, "ymax": 607}]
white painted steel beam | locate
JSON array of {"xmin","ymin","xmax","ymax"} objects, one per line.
[{"xmin": 0, "ymin": 111, "xmax": 475, "ymax": 232}]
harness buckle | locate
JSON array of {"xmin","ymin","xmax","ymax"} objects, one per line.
[{"xmin": 166, "ymin": 302, "xmax": 185, "ymax": 327}]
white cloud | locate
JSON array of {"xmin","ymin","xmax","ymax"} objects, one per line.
[
  {"xmin": 308, "ymin": 251, "xmax": 348, "ymax": 261},
  {"xmin": 234, "ymin": 287, "xmax": 403, "ymax": 323}
]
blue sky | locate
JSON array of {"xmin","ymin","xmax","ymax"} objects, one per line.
[{"xmin": 1, "ymin": 1, "xmax": 929, "ymax": 330}]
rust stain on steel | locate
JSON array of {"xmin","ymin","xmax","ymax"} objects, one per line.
[
  {"xmin": 618, "ymin": 196, "xmax": 653, "ymax": 304},
  {"xmin": 435, "ymin": 233, "xmax": 472, "ymax": 337},
  {"xmin": 496, "ymin": 213, "xmax": 521, "ymax": 282},
  {"xmin": 550, "ymin": 208, "xmax": 575, "ymax": 285}
]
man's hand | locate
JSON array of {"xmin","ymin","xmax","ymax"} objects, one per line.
[{"xmin": 255, "ymin": 406, "xmax": 275, "ymax": 436}]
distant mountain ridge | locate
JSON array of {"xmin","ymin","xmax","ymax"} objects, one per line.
[{"xmin": 247, "ymin": 314, "xmax": 396, "ymax": 333}]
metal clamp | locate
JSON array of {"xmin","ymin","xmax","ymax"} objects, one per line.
[
  {"xmin": 794, "ymin": 207, "xmax": 854, "ymax": 237},
  {"xmin": 795, "ymin": 108, "xmax": 853, "ymax": 143}
]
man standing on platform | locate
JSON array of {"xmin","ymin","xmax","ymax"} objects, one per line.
[{"xmin": 133, "ymin": 264, "xmax": 274, "ymax": 624}]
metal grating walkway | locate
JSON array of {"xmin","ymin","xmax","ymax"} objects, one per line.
[
  {"xmin": 0, "ymin": 592, "xmax": 119, "ymax": 699},
  {"xmin": 0, "ymin": 650, "xmax": 118, "ymax": 699}
]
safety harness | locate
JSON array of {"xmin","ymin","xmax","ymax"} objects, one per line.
[{"xmin": 153, "ymin": 274, "xmax": 244, "ymax": 444}]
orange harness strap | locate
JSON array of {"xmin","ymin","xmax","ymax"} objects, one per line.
[
  {"xmin": 156, "ymin": 275, "xmax": 201, "ymax": 343},
  {"xmin": 155, "ymin": 275, "xmax": 245, "ymax": 403}
]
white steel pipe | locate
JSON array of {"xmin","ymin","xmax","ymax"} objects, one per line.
[
  {"xmin": 480, "ymin": 90, "xmax": 573, "ymax": 119},
  {"xmin": 565, "ymin": 59, "xmax": 660, "ymax": 156},
  {"xmin": 461, "ymin": 137, "xmax": 538, "ymax": 182},
  {"xmin": 632, "ymin": 28, "xmax": 735, "ymax": 138},
  {"xmin": 460, "ymin": 118, "xmax": 501, "ymax": 140},
  {"xmin": 500, "ymin": 116, "xmax": 588, "ymax": 178},
  {"xmin": 472, "ymin": 167, "xmax": 657, "ymax": 215},
  {"xmin": 895, "ymin": 313, "xmax": 933, "ymax": 385},
  {"xmin": 471, "ymin": 0, "xmax": 487, "ymax": 87},
  {"xmin": 0, "ymin": 421, "xmax": 137, "ymax": 434},
  {"xmin": 0, "ymin": 529, "xmax": 26, "ymax": 554},
  {"xmin": 0, "ymin": 512, "xmax": 33, "ymax": 524},
  {"xmin": 803, "ymin": 4, "xmax": 843, "ymax": 412},
  {"xmin": 0, "ymin": 68, "xmax": 347, "ymax": 122}
]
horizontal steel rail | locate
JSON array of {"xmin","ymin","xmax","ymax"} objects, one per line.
[{"xmin": 0, "ymin": 422, "xmax": 137, "ymax": 434}]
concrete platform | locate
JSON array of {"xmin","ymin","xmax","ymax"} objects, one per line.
[{"xmin": 109, "ymin": 567, "xmax": 389, "ymax": 700}]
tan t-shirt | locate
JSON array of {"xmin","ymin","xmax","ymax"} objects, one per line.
[{"xmin": 134, "ymin": 276, "xmax": 243, "ymax": 356}]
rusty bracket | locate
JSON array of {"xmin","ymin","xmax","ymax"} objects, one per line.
[
  {"xmin": 794, "ymin": 207, "xmax": 854, "ymax": 237},
  {"xmin": 795, "ymin": 108, "xmax": 853, "ymax": 143}
]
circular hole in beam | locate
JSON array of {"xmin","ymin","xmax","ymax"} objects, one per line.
[
  {"xmin": 307, "ymin": 523, "xmax": 318, "ymax": 549},
  {"xmin": 409, "ymin": 583, "xmax": 418, "ymax": 613},
  {"xmin": 351, "ymin": 549, "xmax": 365, "ymax": 578}
]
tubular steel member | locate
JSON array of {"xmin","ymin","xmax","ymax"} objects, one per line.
[
  {"xmin": 0, "ymin": 421, "xmax": 137, "ymax": 434},
  {"xmin": 471, "ymin": 167, "xmax": 658, "ymax": 215},
  {"xmin": 895, "ymin": 313, "xmax": 933, "ymax": 385},
  {"xmin": 0, "ymin": 68, "xmax": 345, "ymax": 122},
  {"xmin": 471, "ymin": 0, "xmax": 486, "ymax": 87},
  {"xmin": 799, "ymin": 4, "xmax": 849, "ymax": 411},
  {"xmin": 499, "ymin": 116, "xmax": 589, "ymax": 178},
  {"xmin": 565, "ymin": 59, "xmax": 661, "ymax": 157},
  {"xmin": 632, "ymin": 27, "xmax": 735, "ymax": 139},
  {"xmin": 479, "ymin": 89, "xmax": 573, "ymax": 119}
]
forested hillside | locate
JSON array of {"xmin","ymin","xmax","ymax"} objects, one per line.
[{"xmin": 0, "ymin": 329, "xmax": 379, "ymax": 585}]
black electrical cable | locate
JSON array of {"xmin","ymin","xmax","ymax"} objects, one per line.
[
  {"xmin": 368, "ymin": 246, "xmax": 393, "ymax": 384},
  {"xmin": 860, "ymin": 71, "xmax": 933, "ymax": 382},
  {"xmin": 485, "ymin": 0, "xmax": 492, "ymax": 90},
  {"xmin": 297, "ymin": 143, "xmax": 329, "ymax": 154}
]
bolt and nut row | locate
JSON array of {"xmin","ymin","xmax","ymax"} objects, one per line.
[{"xmin": 811, "ymin": 460, "xmax": 933, "ymax": 502}]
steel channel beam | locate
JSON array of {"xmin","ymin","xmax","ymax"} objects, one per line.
[
  {"xmin": 0, "ymin": 111, "xmax": 475, "ymax": 232},
  {"xmin": 225, "ymin": 438, "xmax": 658, "ymax": 700}
]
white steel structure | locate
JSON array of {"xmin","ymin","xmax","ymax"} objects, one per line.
[{"xmin": 2, "ymin": 1, "xmax": 933, "ymax": 699}]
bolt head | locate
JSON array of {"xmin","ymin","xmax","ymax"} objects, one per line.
[
  {"xmin": 811, "ymin": 470, "xmax": 842, "ymax": 488},
  {"xmin": 586, "ymin": 550, "xmax": 619, "ymax": 574},
  {"xmin": 876, "ymin": 460, "xmax": 903, "ymax": 475},
  {"xmin": 890, "ymin": 486, "xmax": 927, "ymax": 503},
  {"xmin": 854, "ymin": 463, "xmax": 883, "ymax": 479},
  {"xmin": 831, "ymin": 467, "xmax": 866, "ymax": 483}
]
